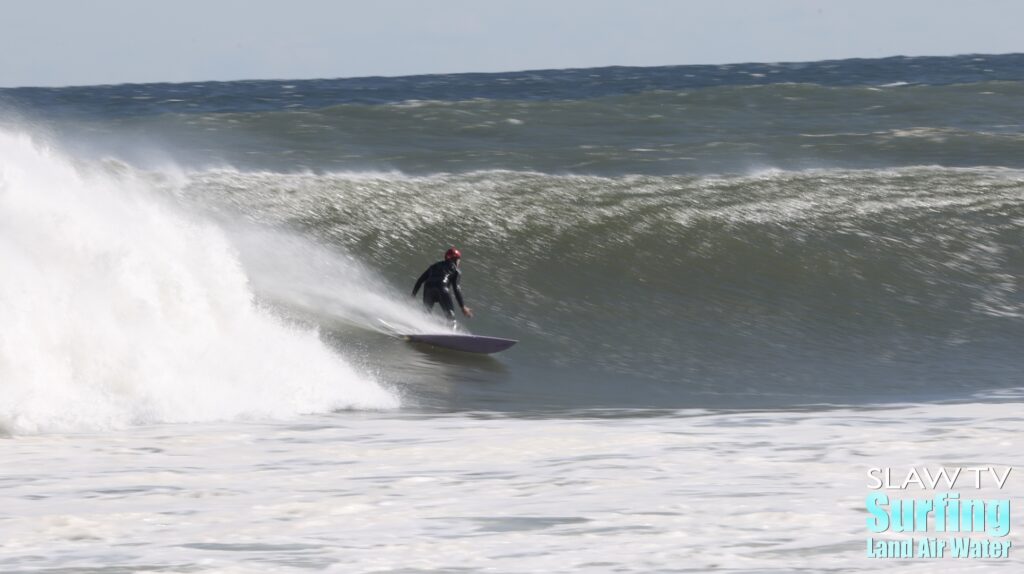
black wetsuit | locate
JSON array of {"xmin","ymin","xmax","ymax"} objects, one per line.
[{"xmin": 412, "ymin": 259, "xmax": 465, "ymax": 320}]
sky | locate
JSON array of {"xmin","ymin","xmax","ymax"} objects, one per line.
[{"xmin": 2, "ymin": 0, "xmax": 1023, "ymax": 88}]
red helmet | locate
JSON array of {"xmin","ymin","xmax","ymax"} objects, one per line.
[{"xmin": 444, "ymin": 247, "xmax": 462, "ymax": 261}]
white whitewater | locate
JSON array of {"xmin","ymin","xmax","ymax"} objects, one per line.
[{"xmin": 0, "ymin": 130, "xmax": 398, "ymax": 435}]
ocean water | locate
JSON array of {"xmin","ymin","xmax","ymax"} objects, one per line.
[{"xmin": 1, "ymin": 54, "xmax": 1023, "ymax": 572}]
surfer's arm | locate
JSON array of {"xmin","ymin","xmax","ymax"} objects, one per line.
[
  {"xmin": 412, "ymin": 269, "xmax": 428, "ymax": 296},
  {"xmin": 452, "ymin": 270, "xmax": 466, "ymax": 308},
  {"xmin": 452, "ymin": 270, "xmax": 471, "ymax": 317}
]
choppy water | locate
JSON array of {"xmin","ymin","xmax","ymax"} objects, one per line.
[{"xmin": 1, "ymin": 54, "xmax": 1023, "ymax": 572}]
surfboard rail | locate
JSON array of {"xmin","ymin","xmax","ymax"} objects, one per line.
[
  {"xmin": 404, "ymin": 333, "xmax": 517, "ymax": 354},
  {"xmin": 377, "ymin": 319, "xmax": 516, "ymax": 353}
]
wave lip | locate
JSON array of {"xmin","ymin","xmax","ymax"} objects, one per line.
[{"xmin": 0, "ymin": 130, "xmax": 398, "ymax": 435}]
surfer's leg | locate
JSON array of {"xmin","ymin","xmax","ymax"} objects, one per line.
[
  {"xmin": 422, "ymin": 288, "xmax": 437, "ymax": 314},
  {"xmin": 438, "ymin": 290, "xmax": 456, "ymax": 323}
]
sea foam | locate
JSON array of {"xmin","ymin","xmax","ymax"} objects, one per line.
[{"xmin": 0, "ymin": 130, "xmax": 398, "ymax": 435}]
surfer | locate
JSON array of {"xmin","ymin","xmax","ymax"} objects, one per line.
[{"xmin": 413, "ymin": 247, "xmax": 474, "ymax": 326}]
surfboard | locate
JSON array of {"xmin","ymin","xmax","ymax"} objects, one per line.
[
  {"xmin": 377, "ymin": 320, "xmax": 517, "ymax": 354},
  {"xmin": 405, "ymin": 333, "xmax": 517, "ymax": 354}
]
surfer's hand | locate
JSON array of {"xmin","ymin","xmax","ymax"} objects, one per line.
[{"xmin": 462, "ymin": 306, "xmax": 474, "ymax": 318}]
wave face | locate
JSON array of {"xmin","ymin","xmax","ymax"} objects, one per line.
[
  {"xmin": 1, "ymin": 53, "xmax": 1023, "ymax": 416},
  {"xmin": 179, "ymin": 167, "xmax": 1024, "ymax": 407},
  {"xmin": 0, "ymin": 131, "xmax": 398, "ymax": 434}
]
